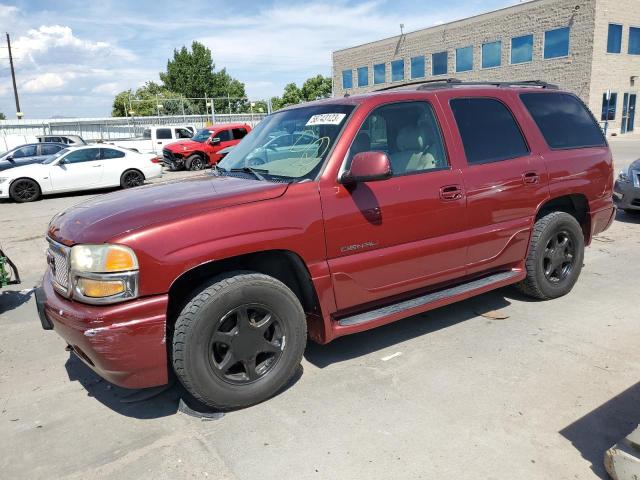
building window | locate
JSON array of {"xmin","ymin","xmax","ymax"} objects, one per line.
[
  {"xmin": 544, "ymin": 27, "xmax": 570, "ymax": 59},
  {"xmin": 629, "ymin": 27, "xmax": 640, "ymax": 55},
  {"xmin": 357, "ymin": 66, "xmax": 369, "ymax": 87},
  {"xmin": 456, "ymin": 46, "xmax": 473, "ymax": 72},
  {"xmin": 374, "ymin": 63, "xmax": 386, "ymax": 84},
  {"xmin": 511, "ymin": 34, "xmax": 533, "ymax": 64},
  {"xmin": 601, "ymin": 92, "xmax": 618, "ymax": 120},
  {"xmin": 391, "ymin": 59, "xmax": 404, "ymax": 82},
  {"xmin": 432, "ymin": 51, "xmax": 448, "ymax": 75},
  {"xmin": 342, "ymin": 70, "xmax": 353, "ymax": 89},
  {"xmin": 482, "ymin": 41, "xmax": 501, "ymax": 68},
  {"xmin": 411, "ymin": 56, "xmax": 425, "ymax": 79},
  {"xmin": 607, "ymin": 24, "xmax": 623, "ymax": 53},
  {"xmin": 450, "ymin": 98, "xmax": 529, "ymax": 164}
]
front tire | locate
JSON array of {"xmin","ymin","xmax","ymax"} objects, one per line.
[
  {"xmin": 9, "ymin": 178, "xmax": 41, "ymax": 202},
  {"xmin": 186, "ymin": 154, "xmax": 205, "ymax": 171},
  {"xmin": 518, "ymin": 212, "xmax": 585, "ymax": 300},
  {"xmin": 172, "ymin": 272, "xmax": 307, "ymax": 409}
]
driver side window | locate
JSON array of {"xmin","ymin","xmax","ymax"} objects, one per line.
[
  {"xmin": 64, "ymin": 148, "xmax": 101, "ymax": 164},
  {"xmin": 346, "ymin": 101, "xmax": 448, "ymax": 176},
  {"xmin": 13, "ymin": 145, "xmax": 37, "ymax": 158},
  {"xmin": 215, "ymin": 129, "xmax": 232, "ymax": 142}
]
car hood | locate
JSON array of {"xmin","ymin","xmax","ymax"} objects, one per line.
[
  {"xmin": 48, "ymin": 175, "xmax": 290, "ymax": 245},
  {"xmin": 164, "ymin": 139, "xmax": 203, "ymax": 152},
  {"xmin": 0, "ymin": 162, "xmax": 48, "ymax": 176}
]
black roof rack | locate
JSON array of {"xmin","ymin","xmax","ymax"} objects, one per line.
[{"xmin": 374, "ymin": 79, "xmax": 558, "ymax": 92}]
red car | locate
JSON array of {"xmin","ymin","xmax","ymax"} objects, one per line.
[
  {"xmin": 37, "ymin": 80, "xmax": 615, "ymax": 409},
  {"xmin": 162, "ymin": 123, "xmax": 251, "ymax": 170}
]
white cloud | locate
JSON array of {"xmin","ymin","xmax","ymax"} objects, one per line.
[
  {"xmin": 22, "ymin": 72, "xmax": 75, "ymax": 93},
  {"xmin": 92, "ymin": 82, "xmax": 120, "ymax": 95}
]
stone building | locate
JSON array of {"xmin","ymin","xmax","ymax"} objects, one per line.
[{"xmin": 332, "ymin": 0, "xmax": 640, "ymax": 135}]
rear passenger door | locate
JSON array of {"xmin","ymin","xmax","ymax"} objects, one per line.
[{"xmin": 442, "ymin": 93, "xmax": 549, "ymax": 275}]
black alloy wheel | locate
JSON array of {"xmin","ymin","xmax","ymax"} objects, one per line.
[
  {"xmin": 209, "ymin": 304, "xmax": 285, "ymax": 384},
  {"xmin": 542, "ymin": 230, "xmax": 575, "ymax": 283},
  {"xmin": 121, "ymin": 170, "xmax": 144, "ymax": 189},
  {"xmin": 9, "ymin": 178, "xmax": 40, "ymax": 202}
]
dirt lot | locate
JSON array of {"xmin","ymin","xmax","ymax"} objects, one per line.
[{"xmin": 1, "ymin": 140, "xmax": 639, "ymax": 479}]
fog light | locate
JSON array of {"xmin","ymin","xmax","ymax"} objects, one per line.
[{"xmin": 77, "ymin": 278, "xmax": 125, "ymax": 298}]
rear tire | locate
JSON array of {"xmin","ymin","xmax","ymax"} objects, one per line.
[
  {"xmin": 172, "ymin": 271, "xmax": 307, "ymax": 409},
  {"xmin": 9, "ymin": 178, "xmax": 40, "ymax": 202},
  {"xmin": 517, "ymin": 212, "xmax": 584, "ymax": 300},
  {"xmin": 120, "ymin": 169, "xmax": 145, "ymax": 189},
  {"xmin": 186, "ymin": 154, "xmax": 205, "ymax": 171}
]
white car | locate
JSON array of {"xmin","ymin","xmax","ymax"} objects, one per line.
[{"xmin": 0, "ymin": 145, "xmax": 162, "ymax": 203}]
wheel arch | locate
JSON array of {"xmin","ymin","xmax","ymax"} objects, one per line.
[
  {"xmin": 9, "ymin": 176, "xmax": 44, "ymax": 196},
  {"xmin": 535, "ymin": 193, "xmax": 591, "ymax": 243},
  {"xmin": 166, "ymin": 249, "xmax": 322, "ymax": 339}
]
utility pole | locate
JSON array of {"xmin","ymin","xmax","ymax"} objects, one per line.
[{"xmin": 6, "ymin": 33, "xmax": 22, "ymax": 119}]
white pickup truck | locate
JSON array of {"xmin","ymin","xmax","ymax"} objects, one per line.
[{"xmin": 110, "ymin": 125, "xmax": 197, "ymax": 154}]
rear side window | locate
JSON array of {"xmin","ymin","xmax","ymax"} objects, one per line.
[
  {"xmin": 450, "ymin": 98, "xmax": 529, "ymax": 164},
  {"xmin": 156, "ymin": 128, "xmax": 172, "ymax": 140},
  {"xmin": 101, "ymin": 148, "xmax": 126, "ymax": 159},
  {"xmin": 232, "ymin": 128, "xmax": 248, "ymax": 140},
  {"xmin": 520, "ymin": 93, "xmax": 606, "ymax": 149},
  {"xmin": 41, "ymin": 144, "xmax": 64, "ymax": 155}
]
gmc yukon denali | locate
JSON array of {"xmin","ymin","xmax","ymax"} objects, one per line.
[{"xmin": 36, "ymin": 80, "xmax": 616, "ymax": 409}]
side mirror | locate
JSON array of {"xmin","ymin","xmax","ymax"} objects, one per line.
[
  {"xmin": 340, "ymin": 151, "xmax": 392, "ymax": 185},
  {"xmin": 55, "ymin": 158, "xmax": 67, "ymax": 166},
  {"xmin": 6, "ymin": 155, "xmax": 14, "ymax": 161},
  {"xmin": 211, "ymin": 137, "xmax": 221, "ymax": 145}
]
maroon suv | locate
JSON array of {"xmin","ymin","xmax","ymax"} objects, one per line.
[{"xmin": 37, "ymin": 80, "xmax": 615, "ymax": 409}]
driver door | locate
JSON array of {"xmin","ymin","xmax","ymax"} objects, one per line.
[
  {"xmin": 208, "ymin": 128, "xmax": 234, "ymax": 163},
  {"xmin": 320, "ymin": 100, "xmax": 468, "ymax": 311},
  {"xmin": 49, "ymin": 147, "xmax": 103, "ymax": 191}
]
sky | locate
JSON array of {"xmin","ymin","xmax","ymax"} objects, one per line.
[{"xmin": 0, "ymin": 0, "xmax": 522, "ymax": 119}]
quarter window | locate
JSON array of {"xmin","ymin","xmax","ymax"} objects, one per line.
[
  {"xmin": 347, "ymin": 101, "xmax": 448, "ymax": 176},
  {"xmin": 629, "ymin": 27, "xmax": 640, "ymax": 55},
  {"xmin": 410, "ymin": 56, "xmax": 425, "ymax": 79},
  {"xmin": 482, "ymin": 41, "xmax": 501, "ymax": 68},
  {"xmin": 456, "ymin": 46, "xmax": 473, "ymax": 72},
  {"xmin": 544, "ymin": 27, "xmax": 570, "ymax": 59},
  {"xmin": 432, "ymin": 51, "xmax": 448, "ymax": 75},
  {"xmin": 450, "ymin": 98, "xmax": 529, "ymax": 164},
  {"xmin": 101, "ymin": 148, "xmax": 126, "ymax": 159},
  {"xmin": 601, "ymin": 92, "xmax": 618, "ymax": 121},
  {"xmin": 391, "ymin": 59, "xmax": 404, "ymax": 82},
  {"xmin": 373, "ymin": 63, "xmax": 386, "ymax": 84},
  {"xmin": 156, "ymin": 128, "xmax": 172, "ymax": 140},
  {"xmin": 342, "ymin": 70, "xmax": 353, "ymax": 89},
  {"xmin": 511, "ymin": 34, "xmax": 533, "ymax": 64},
  {"xmin": 607, "ymin": 24, "xmax": 623, "ymax": 53},
  {"xmin": 520, "ymin": 93, "xmax": 606, "ymax": 149},
  {"xmin": 64, "ymin": 148, "xmax": 101, "ymax": 164},
  {"xmin": 357, "ymin": 66, "xmax": 369, "ymax": 87}
]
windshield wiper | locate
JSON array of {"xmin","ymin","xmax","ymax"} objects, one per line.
[{"xmin": 229, "ymin": 166, "xmax": 269, "ymax": 181}]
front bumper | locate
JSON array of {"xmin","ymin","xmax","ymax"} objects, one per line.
[
  {"xmin": 613, "ymin": 179, "xmax": 640, "ymax": 211},
  {"xmin": 162, "ymin": 151, "xmax": 185, "ymax": 169},
  {"xmin": 37, "ymin": 269, "xmax": 169, "ymax": 389}
]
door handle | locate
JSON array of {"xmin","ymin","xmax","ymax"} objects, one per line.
[
  {"xmin": 439, "ymin": 185, "xmax": 464, "ymax": 201},
  {"xmin": 522, "ymin": 171, "xmax": 539, "ymax": 184}
]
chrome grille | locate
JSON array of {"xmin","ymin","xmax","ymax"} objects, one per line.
[{"xmin": 47, "ymin": 239, "xmax": 70, "ymax": 294}]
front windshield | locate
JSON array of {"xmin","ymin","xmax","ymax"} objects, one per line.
[
  {"xmin": 218, "ymin": 104, "xmax": 355, "ymax": 181},
  {"xmin": 41, "ymin": 148, "xmax": 70, "ymax": 164},
  {"xmin": 192, "ymin": 129, "xmax": 212, "ymax": 143}
]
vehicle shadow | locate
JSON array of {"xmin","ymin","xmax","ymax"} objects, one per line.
[
  {"xmin": 614, "ymin": 209, "xmax": 640, "ymax": 224},
  {"xmin": 0, "ymin": 288, "xmax": 34, "ymax": 315},
  {"xmin": 64, "ymin": 353, "xmax": 304, "ymax": 419},
  {"xmin": 559, "ymin": 381, "xmax": 640, "ymax": 478},
  {"xmin": 305, "ymin": 287, "xmax": 514, "ymax": 368}
]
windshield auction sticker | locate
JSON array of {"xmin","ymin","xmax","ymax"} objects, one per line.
[{"xmin": 306, "ymin": 113, "xmax": 346, "ymax": 126}]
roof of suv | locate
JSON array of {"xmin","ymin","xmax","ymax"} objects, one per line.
[{"xmin": 205, "ymin": 123, "xmax": 250, "ymax": 131}]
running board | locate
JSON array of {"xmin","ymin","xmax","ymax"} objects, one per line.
[{"xmin": 337, "ymin": 271, "xmax": 521, "ymax": 327}]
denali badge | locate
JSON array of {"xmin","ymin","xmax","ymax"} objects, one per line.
[{"xmin": 340, "ymin": 241, "xmax": 378, "ymax": 253}]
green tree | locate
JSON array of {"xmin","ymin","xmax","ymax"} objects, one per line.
[
  {"xmin": 271, "ymin": 75, "xmax": 332, "ymax": 111},
  {"xmin": 159, "ymin": 41, "xmax": 248, "ymax": 113},
  {"xmin": 111, "ymin": 82, "xmax": 196, "ymax": 117}
]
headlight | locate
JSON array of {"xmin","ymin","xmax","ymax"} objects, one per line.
[
  {"xmin": 618, "ymin": 170, "xmax": 630, "ymax": 183},
  {"xmin": 69, "ymin": 244, "xmax": 139, "ymax": 304}
]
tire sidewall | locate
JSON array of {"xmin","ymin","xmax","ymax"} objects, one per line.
[
  {"xmin": 9, "ymin": 178, "xmax": 40, "ymax": 202},
  {"xmin": 175, "ymin": 275, "xmax": 306, "ymax": 408},
  {"xmin": 120, "ymin": 169, "xmax": 143, "ymax": 189},
  {"xmin": 532, "ymin": 214, "xmax": 584, "ymax": 298},
  {"xmin": 187, "ymin": 155, "xmax": 204, "ymax": 171}
]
